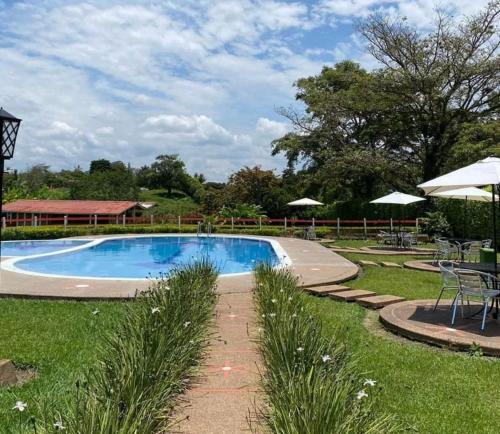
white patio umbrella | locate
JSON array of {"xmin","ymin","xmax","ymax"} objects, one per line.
[
  {"xmin": 429, "ymin": 187, "xmax": 495, "ymax": 237},
  {"xmin": 370, "ymin": 192, "xmax": 425, "ymax": 233},
  {"xmin": 418, "ymin": 157, "xmax": 500, "ymax": 271},
  {"xmin": 287, "ymin": 198, "xmax": 324, "ymax": 206}
]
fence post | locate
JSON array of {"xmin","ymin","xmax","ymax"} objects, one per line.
[
  {"xmin": 122, "ymin": 214, "xmax": 126, "ymax": 226},
  {"xmin": 34, "ymin": 216, "xmax": 38, "ymax": 227},
  {"xmin": 150, "ymin": 215, "xmax": 154, "ymax": 226},
  {"xmin": 259, "ymin": 216, "xmax": 262, "ymax": 229},
  {"xmin": 363, "ymin": 217, "xmax": 367, "ymax": 240},
  {"xmin": 390, "ymin": 218, "xmax": 393, "ymax": 232},
  {"xmin": 1, "ymin": 217, "xmax": 5, "ymax": 229},
  {"xmin": 64, "ymin": 215, "xmax": 68, "ymax": 229},
  {"xmin": 312, "ymin": 217, "xmax": 315, "ymax": 228},
  {"xmin": 94, "ymin": 214, "xmax": 98, "ymax": 228},
  {"xmin": 284, "ymin": 217, "xmax": 287, "ymax": 230},
  {"xmin": 231, "ymin": 217, "xmax": 234, "ymax": 231},
  {"xmin": 337, "ymin": 218, "xmax": 340, "ymax": 238},
  {"xmin": 415, "ymin": 217, "xmax": 419, "ymax": 236},
  {"xmin": 178, "ymin": 216, "xmax": 181, "ymax": 231}
]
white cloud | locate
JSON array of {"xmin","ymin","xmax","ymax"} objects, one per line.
[{"xmin": 0, "ymin": 0, "xmax": 491, "ymax": 180}]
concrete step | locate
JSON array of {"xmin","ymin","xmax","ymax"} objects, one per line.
[
  {"xmin": 358, "ymin": 260, "xmax": 379, "ymax": 267},
  {"xmin": 305, "ymin": 285, "xmax": 351, "ymax": 296},
  {"xmin": 356, "ymin": 294, "xmax": 406, "ymax": 309},
  {"xmin": 329, "ymin": 289, "xmax": 376, "ymax": 302},
  {"xmin": 380, "ymin": 261, "xmax": 402, "ymax": 268}
]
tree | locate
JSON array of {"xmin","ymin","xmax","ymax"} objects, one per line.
[
  {"xmin": 272, "ymin": 3, "xmax": 500, "ymax": 203},
  {"xmin": 150, "ymin": 154, "xmax": 188, "ymax": 196},
  {"xmin": 221, "ymin": 166, "xmax": 291, "ymax": 216},
  {"xmin": 90, "ymin": 159, "xmax": 112, "ymax": 173},
  {"xmin": 70, "ymin": 161, "xmax": 138, "ymax": 200},
  {"xmin": 359, "ymin": 3, "xmax": 499, "ymax": 180}
]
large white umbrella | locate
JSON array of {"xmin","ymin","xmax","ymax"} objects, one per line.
[
  {"xmin": 419, "ymin": 157, "xmax": 500, "ymax": 194},
  {"xmin": 287, "ymin": 198, "xmax": 324, "ymax": 206},
  {"xmin": 429, "ymin": 187, "xmax": 495, "ymax": 202},
  {"xmin": 429, "ymin": 187, "xmax": 495, "ymax": 237},
  {"xmin": 370, "ymin": 192, "xmax": 425, "ymax": 205},
  {"xmin": 370, "ymin": 192, "xmax": 425, "ymax": 235},
  {"xmin": 418, "ymin": 157, "xmax": 500, "ymax": 270}
]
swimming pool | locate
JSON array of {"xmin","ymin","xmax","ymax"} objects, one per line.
[
  {"xmin": 2, "ymin": 239, "xmax": 91, "ymax": 257},
  {"xmin": 9, "ymin": 236, "xmax": 286, "ymax": 279}
]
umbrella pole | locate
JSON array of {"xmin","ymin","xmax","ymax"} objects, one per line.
[
  {"xmin": 464, "ymin": 197, "xmax": 467, "ymax": 238},
  {"xmin": 492, "ymin": 185, "xmax": 498, "ymax": 318}
]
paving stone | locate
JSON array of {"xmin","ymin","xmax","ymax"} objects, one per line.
[
  {"xmin": 305, "ymin": 285, "xmax": 351, "ymax": 296},
  {"xmin": 356, "ymin": 294, "xmax": 405, "ymax": 309},
  {"xmin": 380, "ymin": 261, "xmax": 402, "ymax": 268},
  {"xmin": 329, "ymin": 289, "xmax": 376, "ymax": 302},
  {"xmin": 358, "ymin": 260, "xmax": 379, "ymax": 267}
]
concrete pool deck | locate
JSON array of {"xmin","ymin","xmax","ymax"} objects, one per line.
[{"xmin": 0, "ymin": 235, "xmax": 358, "ymax": 299}]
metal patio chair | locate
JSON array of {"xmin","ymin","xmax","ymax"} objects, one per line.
[
  {"xmin": 452, "ymin": 269, "xmax": 500, "ymax": 331},
  {"xmin": 433, "ymin": 238, "xmax": 459, "ymax": 264},
  {"xmin": 482, "ymin": 239, "xmax": 492, "ymax": 248},
  {"xmin": 434, "ymin": 261, "xmax": 459, "ymax": 311},
  {"xmin": 460, "ymin": 240, "xmax": 482, "ymax": 263}
]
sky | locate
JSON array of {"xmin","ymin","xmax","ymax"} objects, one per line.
[{"xmin": 0, "ymin": 0, "xmax": 491, "ymax": 181}]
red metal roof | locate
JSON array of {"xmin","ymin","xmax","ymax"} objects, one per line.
[{"xmin": 2, "ymin": 200, "xmax": 139, "ymax": 215}]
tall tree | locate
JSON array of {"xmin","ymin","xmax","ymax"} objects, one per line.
[
  {"xmin": 359, "ymin": 2, "xmax": 500, "ymax": 180},
  {"xmin": 150, "ymin": 154, "xmax": 188, "ymax": 196}
]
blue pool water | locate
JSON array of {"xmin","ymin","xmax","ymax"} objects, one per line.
[
  {"xmin": 2, "ymin": 240, "xmax": 90, "ymax": 257},
  {"xmin": 14, "ymin": 236, "xmax": 280, "ymax": 278}
]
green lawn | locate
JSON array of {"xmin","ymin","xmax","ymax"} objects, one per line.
[
  {"xmin": 0, "ymin": 299, "xmax": 126, "ymax": 430},
  {"xmin": 138, "ymin": 189, "xmax": 199, "ymax": 216},
  {"xmin": 307, "ymin": 248, "xmax": 500, "ymax": 433}
]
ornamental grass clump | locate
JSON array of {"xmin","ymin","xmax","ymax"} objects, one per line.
[
  {"xmin": 34, "ymin": 261, "xmax": 217, "ymax": 433},
  {"xmin": 254, "ymin": 264, "xmax": 400, "ymax": 434}
]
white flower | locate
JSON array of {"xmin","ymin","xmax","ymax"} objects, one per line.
[
  {"xmin": 321, "ymin": 355, "xmax": 331, "ymax": 362},
  {"xmin": 288, "ymin": 297, "xmax": 292, "ymax": 301},
  {"xmin": 189, "ymin": 339, "xmax": 194, "ymax": 344},
  {"xmin": 12, "ymin": 401, "xmax": 27, "ymax": 412},
  {"xmin": 151, "ymin": 307, "xmax": 160, "ymax": 314},
  {"xmin": 53, "ymin": 421, "xmax": 66, "ymax": 430},
  {"xmin": 271, "ymin": 299, "xmax": 277, "ymax": 303},
  {"xmin": 364, "ymin": 379, "xmax": 377, "ymax": 387},
  {"xmin": 280, "ymin": 289, "xmax": 284, "ymax": 293},
  {"xmin": 269, "ymin": 313, "xmax": 276, "ymax": 318},
  {"xmin": 356, "ymin": 390, "xmax": 368, "ymax": 400},
  {"xmin": 91, "ymin": 308, "xmax": 100, "ymax": 316},
  {"xmin": 183, "ymin": 321, "xmax": 191, "ymax": 328},
  {"xmin": 292, "ymin": 313, "xmax": 297, "ymax": 318},
  {"xmin": 261, "ymin": 314, "xmax": 266, "ymax": 318},
  {"xmin": 296, "ymin": 347, "xmax": 304, "ymax": 352}
]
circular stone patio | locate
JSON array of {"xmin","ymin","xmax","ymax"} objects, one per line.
[
  {"xmin": 380, "ymin": 300, "xmax": 500, "ymax": 356},
  {"xmin": 0, "ymin": 235, "xmax": 358, "ymax": 299}
]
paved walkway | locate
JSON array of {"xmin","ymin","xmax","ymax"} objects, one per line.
[{"xmin": 174, "ymin": 290, "xmax": 260, "ymax": 433}]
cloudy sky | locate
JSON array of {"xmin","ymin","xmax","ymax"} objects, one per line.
[{"xmin": 0, "ymin": 0, "xmax": 490, "ymax": 180}]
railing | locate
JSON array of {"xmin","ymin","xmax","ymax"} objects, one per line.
[{"xmin": 1, "ymin": 214, "xmax": 420, "ymax": 238}]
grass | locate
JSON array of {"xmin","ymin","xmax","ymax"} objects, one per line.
[
  {"xmin": 0, "ymin": 262, "xmax": 218, "ymax": 433},
  {"xmin": 254, "ymin": 264, "xmax": 399, "ymax": 433},
  {"xmin": 309, "ymin": 298, "xmax": 500, "ymax": 434},
  {"xmin": 0, "ymin": 299, "xmax": 125, "ymax": 431},
  {"xmin": 138, "ymin": 189, "xmax": 199, "ymax": 216},
  {"xmin": 303, "ymin": 245, "xmax": 500, "ymax": 433},
  {"xmin": 325, "ymin": 239, "xmax": 436, "ymax": 250}
]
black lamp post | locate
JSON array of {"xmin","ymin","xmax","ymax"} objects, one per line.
[{"xmin": 0, "ymin": 108, "xmax": 22, "ymax": 245}]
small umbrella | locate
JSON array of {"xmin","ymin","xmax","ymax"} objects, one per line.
[
  {"xmin": 429, "ymin": 187, "xmax": 496, "ymax": 237},
  {"xmin": 418, "ymin": 157, "xmax": 500, "ymax": 273},
  {"xmin": 370, "ymin": 192, "xmax": 425, "ymax": 234},
  {"xmin": 287, "ymin": 198, "xmax": 324, "ymax": 206}
]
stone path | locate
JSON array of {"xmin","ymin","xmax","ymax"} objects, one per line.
[{"xmin": 175, "ymin": 290, "xmax": 261, "ymax": 433}]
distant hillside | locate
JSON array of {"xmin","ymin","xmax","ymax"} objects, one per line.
[{"xmin": 138, "ymin": 189, "xmax": 200, "ymax": 216}]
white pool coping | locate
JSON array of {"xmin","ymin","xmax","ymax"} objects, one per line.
[{"xmin": 1, "ymin": 234, "xmax": 292, "ymax": 281}]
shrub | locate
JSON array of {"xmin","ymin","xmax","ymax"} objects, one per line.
[
  {"xmin": 32, "ymin": 262, "xmax": 218, "ymax": 433},
  {"xmin": 420, "ymin": 211, "xmax": 451, "ymax": 239},
  {"xmin": 254, "ymin": 264, "xmax": 399, "ymax": 433}
]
